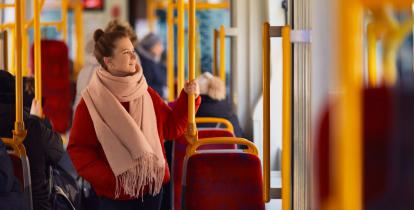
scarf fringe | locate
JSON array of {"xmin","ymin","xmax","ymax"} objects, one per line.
[{"xmin": 115, "ymin": 152, "xmax": 165, "ymax": 198}]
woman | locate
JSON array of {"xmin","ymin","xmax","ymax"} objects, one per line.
[{"xmin": 68, "ymin": 28, "xmax": 200, "ymax": 210}]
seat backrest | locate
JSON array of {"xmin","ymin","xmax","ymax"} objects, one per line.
[
  {"xmin": 182, "ymin": 152, "xmax": 264, "ymax": 210},
  {"xmin": 8, "ymin": 149, "xmax": 33, "ymax": 210},
  {"xmin": 30, "ymin": 40, "xmax": 72, "ymax": 133},
  {"xmin": 172, "ymin": 129, "xmax": 236, "ymax": 210}
]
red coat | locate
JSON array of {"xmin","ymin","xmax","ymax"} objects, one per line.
[{"xmin": 68, "ymin": 88, "xmax": 201, "ymax": 199}]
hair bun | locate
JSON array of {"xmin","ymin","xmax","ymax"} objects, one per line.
[{"xmin": 93, "ymin": 29, "xmax": 105, "ymax": 42}]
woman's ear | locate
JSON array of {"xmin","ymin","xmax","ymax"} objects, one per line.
[{"xmin": 103, "ymin": 57, "xmax": 112, "ymax": 68}]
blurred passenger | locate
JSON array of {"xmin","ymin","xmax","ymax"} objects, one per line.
[
  {"xmin": 196, "ymin": 72, "xmax": 245, "ymax": 138},
  {"xmin": 0, "ymin": 139, "xmax": 28, "ymax": 210},
  {"xmin": 68, "ymin": 28, "xmax": 200, "ymax": 210},
  {"xmin": 0, "ymin": 70, "xmax": 64, "ymax": 210},
  {"xmin": 137, "ymin": 33, "xmax": 167, "ymax": 99},
  {"xmin": 74, "ymin": 19, "xmax": 138, "ymax": 109}
]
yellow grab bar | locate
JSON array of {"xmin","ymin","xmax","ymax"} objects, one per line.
[
  {"xmin": 74, "ymin": 0, "xmax": 84, "ymax": 80},
  {"xmin": 185, "ymin": 0, "xmax": 197, "ymax": 144},
  {"xmin": 177, "ymin": 0, "xmax": 185, "ymax": 96},
  {"xmin": 147, "ymin": 0, "xmax": 156, "ymax": 32},
  {"xmin": 195, "ymin": 117, "xmax": 234, "ymax": 133},
  {"xmin": 281, "ymin": 26, "xmax": 292, "ymax": 210},
  {"xmin": 0, "ymin": 4, "xmax": 14, "ymax": 8},
  {"xmin": 14, "ymin": 0, "xmax": 27, "ymax": 143},
  {"xmin": 367, "ymin": 22, "xmax": 377, "ymax": 87},
  {"xmin": 219, "ymin": 25, "xmax": 225, "ymax": 85},
  {"xmin": 262, "ymin": 22, "xmax": 271, "ymax": 203},
  {"xmin": 213, "ymin": 29, "xmax": 218, "ymax": 76},
  {"xmin": 167, "ymin": 0, "xmax": 175, "ymax": 101},
  {"xmin": 155, "ymin": 2, "xmax": 229, "ymax": 10},
  {"xmin": 262, "ymin": 23, "xmax": 292, "ymax": 208},
  {"xmin": 186, "ymin": 137, "xmax": 259, "ymax": 157},
  {"xmin": 34, "ymin": 0, "xmax": 43, "ymax": 115}
]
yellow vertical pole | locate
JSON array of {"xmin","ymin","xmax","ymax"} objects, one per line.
[
  {"xmin": 3, "ymin": 30, "xmax": 8, "ymax": 71},
  {"xmin": 147, "ymin": 0, "xmax": 155, "ymax": 32},
  {"xmin": 21, "ymin": 0, "xmax": 28, "ymax": 76},
  {"xmin": 213, "ymin": 29, "xmax": 218, "ymax": 76},
  {"xmin": 177, "ymin": 0, "xmax": 185, "ymax": 95},
  {"xmin": 367, "ymin": 23, "xmax": 377, "ymax": 87},
  {"xmin": 327, "ymin": 1, "xmax": 363, "ymax": 210},
  {"xmin": 61, "ymin": 0, "xmax": 68, "ymax": 42},
  {"xmin": 34, "ymin": 0, "xmax": 43, "ymax": 113},
  {"xmin": 186, "ymin": 0, "xmax": 197, "ymax": 144},
  {"xmin": 10, "ymin": 28, "xmax": 15, "ymax": 74},
  {"xmin": 262, "ymin": 22, "xmax": 270, "ymax": 203},
  {"xmin": 167, "ymin": 0, "xmax": 175, "ymax": 101},
  {"xmin": 219, "ymin": 25, "xmax": 225, "ymax": 84},
  {"xmin": 281, "ymin": 26, "xmax": 292, "ymax": 210},
  {"xmin": 14, "ymin": 0, "xmax": 26, "ymax": 136},
  {"xmin": 74, "ymin": 0, "xmax": 84, "ymax": 80}
]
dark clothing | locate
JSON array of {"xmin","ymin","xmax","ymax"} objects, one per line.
[
  {"xmin": 196, "ymin": 95, "xmax": 245, "ymax": 138},
  {"xmin": 0, "ymin": 103, "xmax": 64, "ymax": 210},
  {"xmin": 98, "ymin": 189, "xmax": 163, "ymax": 210},
  {"xmin": 137, "ymin": 49, "xmax": 167, "ymax": 99},
  {"xmin": 0, "ymin": 139, "xmax": 28, "ymax": 210}
]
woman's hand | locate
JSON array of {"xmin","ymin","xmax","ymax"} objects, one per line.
[
  {"xmin": 30, "ymin": 99, "xmax": 43, "ymax": 118},
  {"xmin": 184, "ymin": 80, "xmax": 200, "ymax": 98}
]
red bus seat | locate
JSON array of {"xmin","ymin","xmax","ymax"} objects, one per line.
[
  {"xmin": 182, "ymin": 151, "xmax": 264, "ymax": 210},
  {"xmin": 172, "ymin": 129, "xmax": 235, "ymax": 210}
]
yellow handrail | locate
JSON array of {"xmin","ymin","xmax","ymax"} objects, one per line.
[
  {"xmin": 147, "ymin": 0, "xmax": 156, "ymax": 32},
  {"xmin": 186, "ymin": 137, "xmax": 259, "ymax": 157},
  {"xmin": 34, "ymin": 0, "xmax": 43, "ymax": 115},
  {"xmin": 219, "ymin": 25, "xmax": 225, "ymax": 84},
  {"xmin": 167, "ymin": 0, "xmax": 175, "ymax": 101},
  {"xmin": 154, "ymin": 2, "xmax": 230, "ymax": 10},
  {"xmin": 262, "ymin": 24, "xmax": 292, "ymax": 208},
  {"xmin": 326, "ymin": 0, "xmax": 363, "ymax": 210},
  {"xmin": 0, "ymin": 23, "xmax": 14, "ymax": 30},
  {"xmin": 13, "ymin": 0, "xmax": 27, "ymax": 146},
  {"xmin": 213, "ymin": 29, "xmax": 218, "ymax": 76},
  {"xmin": 367, "ymin": 22, "xmax": 377, "ymax": 87},
  {"xmin": 281, "ymin": 26, "xmax": 291, "ymax": 210},
  {"xmin": 21, "ymin": 0, "xmax": 28, "ymax": 76},
  {"xmin": 177, "ymin": 0, "xmax": 185, "ymax": 96},
  {"xmin": 195, "ymin": 117, "xmax": 234, "ymax": 133},
  {"xmin": 0, "ymin": 4, "xmax": 14, "ymax": 8},
  {"xmin": 262, "ymin": 22, "xmax": 271, "ymax": 203},
  {"xmin": 186, "ymin": 0, "xmax": 197, "ymax": 144},
  {"xmin": 73, "ymin": 0, "xmax": 84, "ymax": 80},
  {"xmin": 61, "ymin": 0, "xmax": 68, "ymax": 42}
]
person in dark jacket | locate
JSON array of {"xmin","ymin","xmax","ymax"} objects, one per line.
[
  {"xmin": 0, "ymin": 70, "xmax": 64, "ymax": 210},
  {"xmin": 136, "ymin": 33, "xmax": 167, "ymax": 99},
  {"xmin": 0, "ymin": 139, "xmax": 28, "ymax": 210},
  {"xmin": 196, "ymin": 72, "xmax": 245, "ymax": 138}
]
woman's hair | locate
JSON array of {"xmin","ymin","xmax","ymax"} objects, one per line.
[
  {"xmin": 93, "ymin": 28, "xmax": 128, "ymax": 69},
  {"xmin": 105, "ymin": 19, "xmax": 138, "ymax": 47},
  {"xmin": 197, "ymin": 72, "xmax": 226, "ymax": 100}
]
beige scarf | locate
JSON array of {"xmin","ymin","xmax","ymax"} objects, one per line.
[{"xmin": 82, "ymin": 67, "xmax": 165, "ymax": 198}]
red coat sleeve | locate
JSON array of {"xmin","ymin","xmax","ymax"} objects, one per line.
[
  {"xmin": 67, "ymin": 99, "xmax": 116, "ymax": 192},
  {"xmin": 149, "ymin": 88, "xmax": 201, "ymax": 140}
]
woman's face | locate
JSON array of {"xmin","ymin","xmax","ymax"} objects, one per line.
[{"xmin": 105, "ymin": 37, "xmax": 138, "ymax": 77}]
